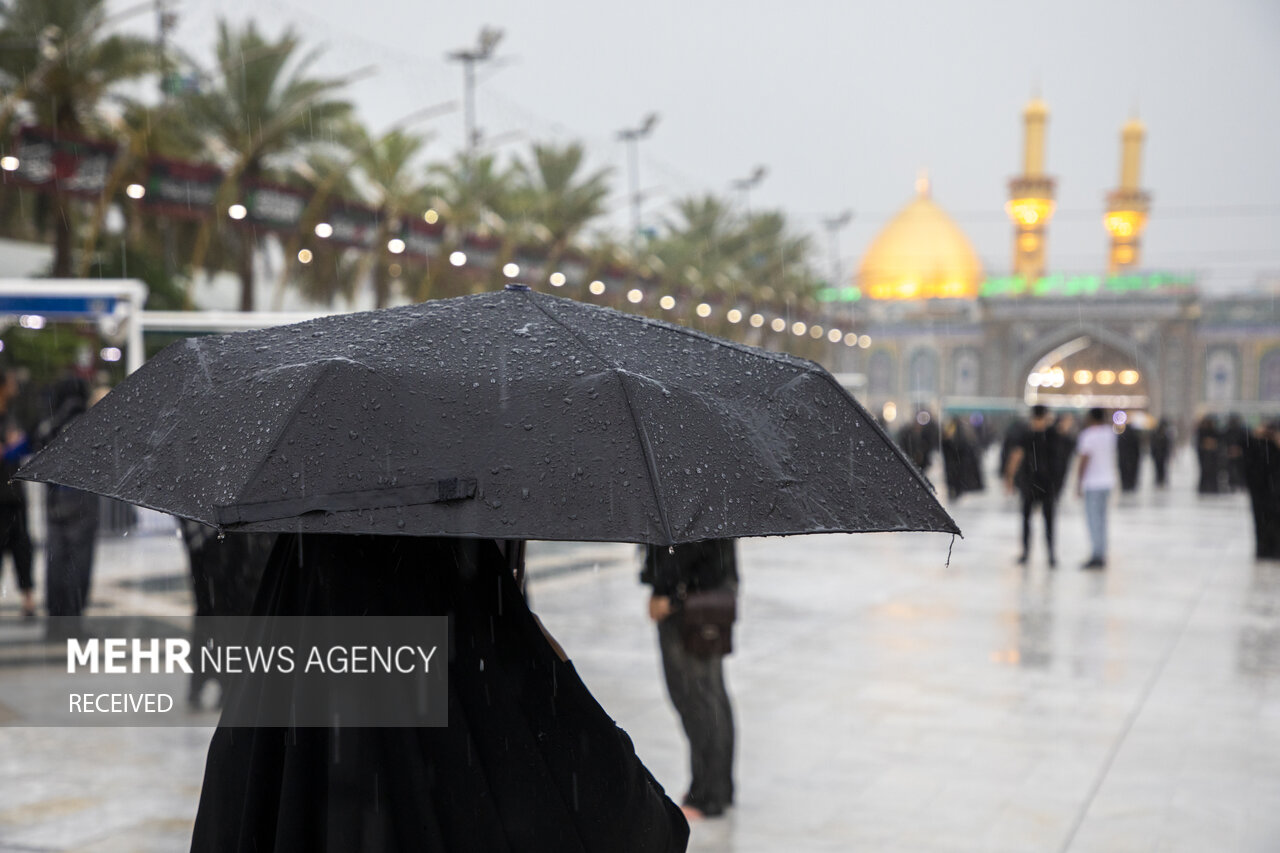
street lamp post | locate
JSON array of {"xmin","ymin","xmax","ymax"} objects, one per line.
[
  {"xmin": 617, "ymin": 113, "xmax": 659, "ymax": 286},
  {"xmin": 447, "ymin": 26, "xmax": 504, "ymax": 156},
  {"xmin": 822, "ymin": 210, "xmax": 854, "ymax": 289},
  {"xmin": 822, "ymin": 210, "xmax": 855, "ymax": 360},
  {"xmin": 732, "ymin": 165, "xmax": 768, "ymax": 214}
]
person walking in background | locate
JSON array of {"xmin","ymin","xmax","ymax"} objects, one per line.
[
  {"xmin": 35, "ymin": 376, "xmax": 100, "ymax": 639},
  {"xmin": 1077, "ymin": 408, "xmax": 1118, "ymax": 569},
  {"xmin": 941, "ymin": 415, "xmax": 984, "ymax": 500},
  {"xmin": 1243, "ymin": 420, "xmax": 1280, "ymax": 560},
  {"xmin": 1117, "ymin": 421, "xmax": 1143, "ymax": 493},
  {"xmin": 1196, "ymin": 414, "xmax": 1223, "ymax": 494},
  {"xmin": 1150, "ymin": 417, "xmax": 1174, "ymax": 488},
  {"xmin": 0, "ymin": 369, "xmax": 35, "ymax": 622},
  {"xmin": 897, "ymin": 411, "xmax": 939, "ymax": 481},
  {"xmin": 1051, "ymin": 412, "xmax": 1078, "ymax": 500},
  {"xmin": 1004, "ymin": 405, "xmax": 1060, "ymax": 567},
  {"xmin": 1223, "ymin": 413, "xmax": 1249, "ymax": 492},
  {"xmin": 643, "ymin": 539, "xmax": 739, "ymax": 820}
]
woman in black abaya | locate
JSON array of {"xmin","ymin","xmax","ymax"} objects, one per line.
[
  {"xmin": 1244, "ymin": 422, "xmax": 1280, "ymax": 561},
  {"xmin": 190, "ymin": 534, "xmax": 688, "ymax": 853}
]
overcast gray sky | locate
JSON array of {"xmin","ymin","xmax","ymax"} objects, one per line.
[{"xmin": 126, "ymin": 0, "xmax": 1280, "ymax": 292}]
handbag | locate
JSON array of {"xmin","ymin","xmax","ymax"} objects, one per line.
[{"xmin": 679, "ymin": 588, "xmax": 737, "ymax": 657}]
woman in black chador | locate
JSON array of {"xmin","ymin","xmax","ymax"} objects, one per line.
[
  {"xmin": 191, "ymin": 534, "xmax": 688, "ymax": 853},
  {"xmin": 1149, "ymin": 418, "xmax": 1174, "ymax": 488},
  {"xmin": 1244, "ymin": 422, "xmax": 1280, "ymax": 560},
  {"xmin": 1117, "ymin": 424, "xmax": 1143, "ymax": 492},
  {"xmin": 1196, "ymin": 415, "xmax": 1224, "ymax": 494}
]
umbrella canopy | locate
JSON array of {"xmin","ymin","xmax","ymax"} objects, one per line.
[{"xmin": 17, "ymin": 287, "xmax": 957, "ymax": 544}]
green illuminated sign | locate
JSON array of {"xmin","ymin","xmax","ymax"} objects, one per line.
[
  {"xmin": 979, "ymin": 272, "xmax": 1194, "ymax": 298},
  {"xmin": 816, "ymin": 286, "xmax": 863, "ymax": 303}
]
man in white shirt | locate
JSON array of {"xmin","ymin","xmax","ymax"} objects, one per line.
[{"xmin": 1075, "ymin": 408, "xmax": 1118, "ymax": 569}]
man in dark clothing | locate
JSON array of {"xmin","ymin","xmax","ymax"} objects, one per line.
[
  {"xmin": 192, "ymin": 534, "xmax": 689, "ymax": 853},
  {"xmin": 642, "ymin": 540, "xmax": 738, "ymax": 820},
  {"xmin": 1004, "ymin": 405, "xmax": 1059, "ymax": 567},
  {"xmin": 1150, "ymin": 418, "xmax": 1174, "ymax": 488},
  {"xmin": 34, "ymin": 377, "xmax": 99, "ymax": 638},
  {"xmin": 0, "ymin": 369, "xmax": 34, "ymax": 621}
]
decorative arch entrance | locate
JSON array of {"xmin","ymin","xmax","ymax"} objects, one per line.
[{"xmin": 1019, "ymin": 332, "xmax": 1154, "ymax": 410}]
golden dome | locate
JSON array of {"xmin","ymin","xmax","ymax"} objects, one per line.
[{"xmin": 858, "ymin": 176, "xmax": 984, "ymax": 300}]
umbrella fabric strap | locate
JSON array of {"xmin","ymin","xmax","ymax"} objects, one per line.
[{"xmin": 214, "ymin": 478, "xmax": 478, "ymax": 525}]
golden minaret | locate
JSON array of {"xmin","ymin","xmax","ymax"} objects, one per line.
[
  {"xmin": 1006, "ymin": 97, "xmax": 1056, "ymax": 287},
  {"xmin": 1104, "ymin": 117, "xmax": 1150, "ymax": 273}
]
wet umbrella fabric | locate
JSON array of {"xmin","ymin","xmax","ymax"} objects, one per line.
[
  {"xmin": 191, "ymin": 533, "xmax": 689, "ymax": 853},
  {"xmin": 17, "ymin": 288, "xmax": 956, "ymax": 543}
]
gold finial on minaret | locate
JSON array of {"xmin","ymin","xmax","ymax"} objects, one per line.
[
  {"xmin": 1105, "ymin": 115, "xmax": 1151, "ymax": 273},
  {"xmin": 1022, "ymin": 97, "xmax": 1048, "ymax": 176},
  {"xmin": 1006, "ymin": 96, "xmax": 1057, "ymax": 289},
  {"xmin": 915, "ymin": 168, "xmax": 930, "ymax": 197}
]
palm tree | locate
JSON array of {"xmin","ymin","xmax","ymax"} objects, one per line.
[
  {"xmin": 349, "ymin": 126, "xmax": 432, "ymax": 308},
  {"xmin": 651, "ymin": 194, "xmax": 746, "ymax": 304},
  {"xmin": 509, "ymin": 142, "xmax": 612, "ymax": 279},
  {"xmin": 421, "ymin": 151, "xmax": 517, "ymax": 297},
  {"xmin": 183, "ymin": 20, "xmax": 351, "ymax": 310},
  {"xmin": 0, "ymin": 0, "xmax": 157, "ymax": 276}
]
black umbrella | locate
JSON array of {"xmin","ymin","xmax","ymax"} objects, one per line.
[{"xmin": 17, "ymin": 286, "xmax": 957, "ymax": 543}]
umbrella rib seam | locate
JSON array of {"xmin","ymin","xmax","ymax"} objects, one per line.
[
  {"xmin": 811, "ymin": 368, "xmax": 961, "ymax": 536},
  {"xmin": 523, "ymin": 293, "xmax": 676, "ymax": 542},
  {"xmin": 227, "ymin": 359, "xmax": 356, "ymax": 529}
]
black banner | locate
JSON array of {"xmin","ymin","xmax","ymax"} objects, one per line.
[
  {"xmin": 242, "ymin": 181, "xmax": 307, "ymax": 232},
  {"xmin": 325, "ymin": 200, "xmax": 381, "ymax": 249},
  {"xmin": 4, "ymin": 126, "xmax": 116, "ymax": 197},
  {"xmin": 142, "ymin": 157, "xmax": 223, "ymax": 219},
  {"xmin": 402, "ymin": 219, "xmax": 444, "ymax": 259}
]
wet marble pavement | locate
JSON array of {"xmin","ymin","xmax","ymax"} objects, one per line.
[{"xmin": 0, "ymin": 455, "xmax": 1276, "ymax": 851}]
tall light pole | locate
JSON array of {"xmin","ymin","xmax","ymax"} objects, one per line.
[
  {"xmin": 617, "ymin": 112, "xmax": 659, "ymax": 282},
  {"xmin": 448, "ymin": 26, "xmax": 504, "ymax": 156},
  {"xmin": 732, "ymin": 165, "xmax": 768, "ymax": 214},
  {"xmin": 822, "ymin": 210, "xmax": 853, "ymax": 288},
  {"xmin": 823, "ymin": 210, "xmax": 855, "ymax": 347}
]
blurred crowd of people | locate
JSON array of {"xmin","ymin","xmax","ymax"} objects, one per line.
[
  {"xmin": 0, "ymin": 364, "xmax": 108, "ymax": 638},
  {"xmin": 891, "ymin": 406, "xmax": 1280, "ymax": 563}
]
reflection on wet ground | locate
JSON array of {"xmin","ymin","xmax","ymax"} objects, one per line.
[{"xmin": 0, "ymin": 455, "xmax": 1276, "ymax": 851}]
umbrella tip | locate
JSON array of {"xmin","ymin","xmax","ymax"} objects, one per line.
[{"xmin": 504, "ymin": 283, "xmax": 531, "ymax": 292}]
